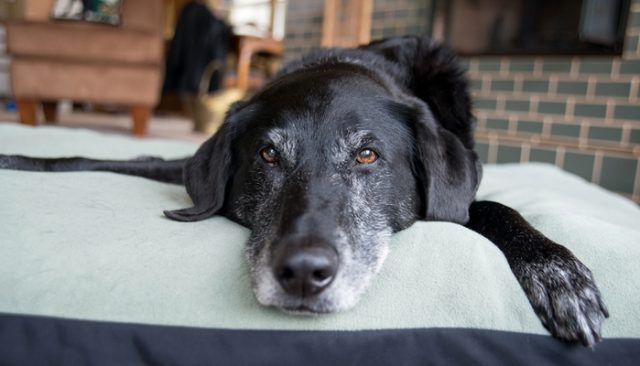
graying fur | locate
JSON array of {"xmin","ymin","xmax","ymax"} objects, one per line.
[
  {"xmin": 238, "ymin": 127, "xmax": 398, "ymax": 312},
  {"xmin": 514, "ymin": 255, "xmax": 608, "ymax": 347}
]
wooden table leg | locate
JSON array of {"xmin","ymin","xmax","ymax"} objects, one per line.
[
  {"xmin": 236, "ymin": 46, "xmax": 252, "ymax": 91},
  {"xmin": 131, "ymin": 105, "xmax": 151, "ymax": 137},
  {"xmin": 42, "ymin": 101, "xmax": 58, "ymax": 124},
  {"xmin": 17, "ymin": 99, "xmax": 38, "ymax": 126}
]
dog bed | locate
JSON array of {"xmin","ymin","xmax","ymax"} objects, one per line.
[{"xmin": 1, "ymin": 123, "xmax": 639, "ymax": 364}]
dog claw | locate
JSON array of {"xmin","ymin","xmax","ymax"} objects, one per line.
[{"xmin": 515, "ymin": 246, "xmax": 608, "ymax": 348}]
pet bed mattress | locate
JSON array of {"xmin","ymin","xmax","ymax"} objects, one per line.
[{"xmin": 1, "ymin": 123, "xmax": 639, "ymax": 364}]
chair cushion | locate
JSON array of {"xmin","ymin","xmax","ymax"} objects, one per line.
[
  {"xmin": 7, "ymin": 22, "xmax": 162, "ymax": 65},
  {"xmin": 10, "ymin": 58, "xmax": 161, "ymax": 105}
]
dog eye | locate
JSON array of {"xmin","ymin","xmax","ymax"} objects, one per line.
[
  {"xmin": 259, "ymin": 146, "xmax": 280, "ymax": 165},
  {"xmin": 356, "ymin": 148, "xmax": 378, "ymax": 164}
]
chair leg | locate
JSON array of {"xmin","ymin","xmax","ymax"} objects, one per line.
[
  {"xmin": 42, "ymin": 101, "xmax": 58, "ymax": 124},
  {"xmin": 17, "ymin": 99, "xmax": 38, "ymax": 126},
  {"xmin": 131, "ymin": 105, "xmax": 151, "ymax": 137},
  {"xmin": 236, "ymin": 46, "xmax": 252, "ymax": 91}
]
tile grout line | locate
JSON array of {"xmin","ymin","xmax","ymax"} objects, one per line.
[
  {"xmin": 521, "ymin": 143, "xmax": 531, "ymax": 162},
  {"xmin": 542, "ymin": 115, "xmax": 552, "ymax": 139},
  {"xmin": 579, "ymin": 119, "xmax": 589, "ymax": 149},
  {"xmin": 592, "ymin": 151, "xmax": 603, "ymax": 184},
  {"xmin": 514, "ymin": 74, "xmax": 523, "ymax": 96},
  {"xmin": 467, "ymin": 72, "xmax": 638, "ymax": 83},
  {"xmin": 533, "ymin": 57, "xmax": 542, "ymax": 77},
  {"xmin": 555, "ymin": 146, "xmax": 566, "ymax": 168},
  {"xmin": 566, "ymin": 96, "xmax": 576, "ymax": 119},
  {"xmin": 488, "ymin": 138, "xmax": 498, "ymax": 164},
  {"xmin": 611, "ymin": 59, "xmax": 621, "ymax": 78},
  {"xmin": 531, "ymin": 95, "xmax": 539, "ymax": 116},
  {"xmin": 634, "ymin": 158, "xmax": 640, "ymax": 203},
  {"xmin": 605, "ymin": 99, "xmax": 615, "ymax": 125},
  {"xmin": 497, "ymin": 95, "xmax": 506, "ymax": 112},
  {"xmin": 586, "ymin": 76, "xmax": 596, "ymax": 99},
  {"xmin": 471, "ymin": 90, "xmax": 636, "ymax": 104},
  {"xmin": 508, "ymin": 114, "xmax": 517, "ymax": 136},
  {"xmin": 570, "ymin": 58, "xmax": 579, "ymax": 79},
  {"xmin": 477, "ymin": 109, "xmax": 635, "ymax": 127},
  {"xmin": 501, "ymin": 58, "xmax": 510, "ymax": 77},
  {"xmin": 621, "ymin": 123, "xmax": 631, "ymax": 147},
  {"xmin": 549, "ymin": 75, "xmax": 559, "ymax": 96},
  {"xmin": 630, "ymin": 76, "xmax": 639, "ymax": 102},
  {"xmin": 482, "ymin": 74, "xmax": 491, "ymax": 94}
]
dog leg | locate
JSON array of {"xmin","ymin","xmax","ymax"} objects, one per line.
[
  {"xmin": 0, "ymin": 154, "xmax": 187, "ymax": 184},
  {"xmin": 465, "ymin": 200, "xmax": 608, "ymax": 347}
]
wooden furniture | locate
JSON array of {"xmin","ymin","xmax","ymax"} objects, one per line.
[
  {"xmin": 227, "ymin": 0, "xmax": 283, "ymax": 91},
  {"xmin": 6, "ymin": 0, "xmax": 164, "ymax": 136},
  {"xmin": 321, "ymin": 0, "xmax": 373, "ymax": 47},
  {"xmin": 229, "ymin": 35, "xmax": 283, "ymax": 91},
  {"xmin": 163, "ymin": 0, "xmax": 283, "ymax": 94}
]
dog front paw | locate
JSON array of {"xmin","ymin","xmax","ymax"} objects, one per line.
[{"xmin": 515, "ymin": 246, "xmax": 609, "ymax": 347}]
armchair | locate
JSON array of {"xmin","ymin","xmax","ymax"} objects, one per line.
[{"xmin": 6, "ymin": 0, "xmax": 163, "ymax": 136}]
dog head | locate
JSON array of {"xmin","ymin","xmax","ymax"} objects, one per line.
[{"xmin": 165, "ymin": 37, "xmax": 481, "ymax": 313}]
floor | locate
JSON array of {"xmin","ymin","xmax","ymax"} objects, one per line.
[{"xmin": 0, "ymin": 109, "xmax": 210, "ymax": 144}]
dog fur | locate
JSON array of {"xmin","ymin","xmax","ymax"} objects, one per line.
[{"xmin": 0, "ymin": 36, "xmax": 608, "ymax": 346}]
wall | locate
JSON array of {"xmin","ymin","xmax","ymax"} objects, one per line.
[
  {"xmin": 0, "ymin": 26, "xmax": 8, "ymax": 96},
  {"xmin": 285, "ymin": 0, "xmax": 433, "ymax": 60},
  {"xmin": 283, "ymin": 0, "xmax": 640, "ymax": 202},
  {"xmin": 469, "ymin": 1, "xmax": 640, "ymax": 202}
]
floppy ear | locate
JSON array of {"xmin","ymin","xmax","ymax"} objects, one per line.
[
  {"xmin": 410, "ymin": 105, "xmax": 481, "ymax": 224},
  {"xmin": 364, "ymin": 36, "xmax": 481, "ymax": 223},
  {"xmin": 361, "ymin": 36, "xmax": 474, "ymax": 149},
  {"xmin": 163, "ymin": 119, "xmax": 235, "ymax": 222}
]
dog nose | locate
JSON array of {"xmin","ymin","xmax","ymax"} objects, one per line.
[{"xmin": 274, "ymin": 245, "xmax": 338, "ymax": 297}]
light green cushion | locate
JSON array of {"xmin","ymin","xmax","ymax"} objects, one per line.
[{"xmin": 1, "ymin": 123, "xmax": 639, "ymax": 338}]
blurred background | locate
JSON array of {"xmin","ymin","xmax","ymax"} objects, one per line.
[{"xmin": 0, "ymin": 0, "xmax": 638, "ymax": 202}]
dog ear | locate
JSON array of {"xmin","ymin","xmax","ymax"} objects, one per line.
[
  {"xmin": 410, "ymin": 105, "xmax": 481, "ymax": 224},
  {"xmin": 361, "ymin": 36, "xmax": 474, "ymax": 149},
  {"xmin": 163, "ymin": 111, "xmax": 239, "ymax": 222},
  {"xmin": 366, "ymin": 36, "xmax": 481, "ymax": 223}
]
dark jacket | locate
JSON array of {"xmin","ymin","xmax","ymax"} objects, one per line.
[{"xmin": 163, "ymin": 1, "xmax": 231, "ymax": 94}]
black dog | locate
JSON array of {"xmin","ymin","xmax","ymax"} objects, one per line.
[{"xmin": 0, "ymin": 36, "xmax": 608, "ymax": 347}]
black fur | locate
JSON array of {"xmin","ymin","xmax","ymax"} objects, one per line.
[
  {"xmin": 466, "ymin": 201, "xmax": 609, "ymax": 347},
  {"xmin": 0, "ymin": 36, "xmax": 607, "ymax": 346}
]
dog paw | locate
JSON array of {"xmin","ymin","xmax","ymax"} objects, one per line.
[{"xmin": 515, "ymin": 246, "xmax": 609, "ymax": 347}]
